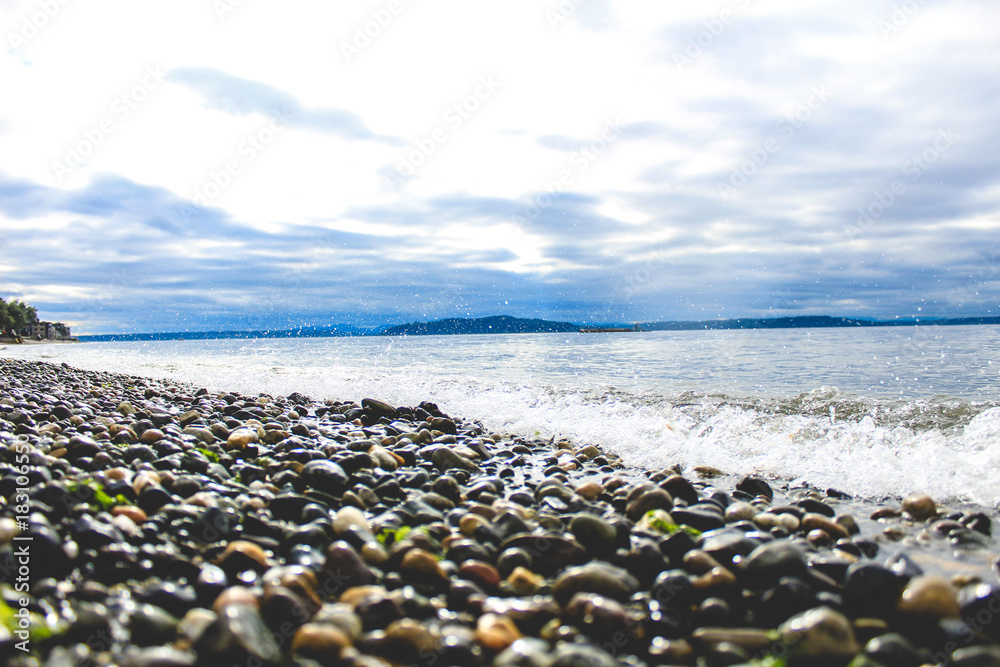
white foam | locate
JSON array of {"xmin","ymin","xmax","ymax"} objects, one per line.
[{"xmin": 6, "ymin": 337, "xmax": 1000, "ymax": 506}]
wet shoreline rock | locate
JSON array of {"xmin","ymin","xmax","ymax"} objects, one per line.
[{"xmin": 0, "ymin": 356, "xmax": 998, "ymax": 666}]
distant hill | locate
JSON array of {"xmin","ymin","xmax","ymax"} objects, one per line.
[
  {"xmin": 75, "ymin": 313, "xmax": 1000, "ymax": 341},
  {"xmin": 382, "ymin": 315, "xmax": 579, "ymax": 336},
  {"xmin": 642, "ymin": 315, "xmax": 1000, "ymax": 331}
]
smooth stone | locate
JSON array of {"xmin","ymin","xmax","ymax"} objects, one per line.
[
  {"xmin": 301, "ymin": 460, "xmax": 349, "ymax": 494},
  {"xmin": 494, "ymin": 638, "xmax": 555, "ymax": 667},
  {"xmin": 700, "ymin": 530, "xmax": 759, "ymax": 564},
  {"xmin": 690, "ymin": 627, "xmax": 773, "ymax": 653},
  {"xmin": 803, "ymin": 513, "xmax": 851, "ymax": 540},
  {"xmin": 725, "ymin": 500, "xmax": 759, "ymax": 523},
  {"xmin": 739, "ymin": 541, "xmax": 809, "ymax": 591},
  {"xmin": 737, "ymin": 476, "xmax": 774, "ymax": 500},
  {"xmin": 193, "ymin": 604, "xmax": 282, "ymax": 667},
  {"xmin": 260, "ymin": 586, "xmax": 314, "ymax": 632},
  {"xmin": 568, "ymin": 513, "xmax": 618, "ymax": 554},
  {"xmin": 377, "ymin": 618, "xmax": 441, "ymax": 659},
  {"xmin": 333, "ymin": 506, "xmax": 371, "ymax": 536},
  {"xmin": 661, "ymin": 474, "xmax": 700, "ymax": 504},
  {"xmin": 368, "ymin": 444, "xmax": 400, "ymax": 471},
  {"xmin": 951, "ymin": 645, "xmax": 1000, "ymax": 666},
  {"xmin": 564, "ymin": 592, "xmax": 638, "ymax": 640},
  {"xmin": 217, "ymin": 540, "xmax": 272, "ymax": 575},
  {"xmin": 863, "ymin": 632, "xmax": 926, "ymax": 667},
  {"xmin": 432, "ymin": 447, "xmax": 479, "ymax": 472},
  {"xmin": 671, "ymin": 505, "xmax": 725, "ymax": 532},
  {"xmin": 902, "ymin": 494, "xmax": 937, "ymax": 521},
  {"xmin": 361, "ymin": 398, "xmax": 397, "ymax": 419},
  {"xmin": 683, "ymin": 549, "xmax": 723, "ymax": 575},
  {"xmin": 476, "ymin": 613, "xmax": 523, "ymax": 652},
  {"xmin": 897, "ymin": 575, "xmax": 960, "ymax": 620},
  {"xmin": 836, "ymin": 514, "xmax": 861, "ymax": 535},
  {"xmin": 959, "ymin": 584, "xmax": 1000, "ymax": 641},
  {"xmin": 459, "ymin": 560, "xmax": 501, "ymax": 590},
  {"xmin": 178, "ymin": 410, "xmax": 201, "ymax": 427},
  {"xmin": 499, "ymin": 535, "xmax": 588, "ymax": 576},
  {"xmin": 290, "ymin": 622, "xmax": 351, "ymax": 662},
  {"xmin": 779, "ymin": 606, "xmax": 859, "ymax": 666},
  {"xmin": 399, "ymin": 548, "xmax": 449, "ymax": 589},
  {"xmin": 322, "ymin": 541, "xmax": 376, "ymax": 594},
  {"xmin": 177, "ymin": 608, "xmax": 217, "ymax": 645},
  {"xmin": 550, "ymin": 643, "xmax": 619, "ymax": 667},
  {"xmin": 128, "ymin": 603, "xmax": 179, "ymax": 647},
  {"xmin": 552, "ymin": 562, "xmax": 639, "ymax": 606},
  {"xmin": 843, "ymin": 563, "xmax": 908, "ymax": 618},
  {"xmin": 625, "ymin": 488, "xmax": 673, "ymax": 521},
  {"xmin": 507, "ymin": 567, "xmax": 544, "ymax": 595},
  {"xmin": 226, "ymin": 428, "xmax": 257, "ymax": 450},
  {"xmin": 212, "ymin": 586, "xmax": 259, "ymax": 613}
]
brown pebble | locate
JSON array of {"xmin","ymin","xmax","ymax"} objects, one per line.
[
  {"xmin": 871, "ymin": 507, "xmax": 902, "ymax": 520},
  {"xmin": 339, "ymin": 586, "xmax": 387, "ymax": 607},
  {"xmin": 226, "ymin": 428, "xmax": 257, "ymax": 450},
  {"xmin": 683, "ymin": 550, "xmax": 723, "ymax": 575},
  {"xmin": 806, "ymin": 529, "xmax": 832, "ymax": 547},
  {"xmin": 575, "ymin": 481, "xmax": 603, "ymax": 500},
  {"xmin": 291, "ymin": 623, "xmax": 351, "ymax": 660},
  {"xmin": 459, "ymin": 513, "xmax": 488, "ymax": 537},
  {"xmin": 459, "ymin": 560, "xmax": 501, "ymax": 590},
  {"xmin": 506, "ymin": 567, "xmax": 543, "ymax": 595},
  {"xmin": 475, "ymin": 613, "xmax": 522, "ymax": 652},
  {"xmin": 399, "ymin": 548, "xmax": 448, "ymax": 587},
  {"xmin": 802, "ymin": 513, "xmax": 850, "ymax": 540},
  {"xmin": 111, "ymin": 506, "xmax": 147, "ymax": 524},
  {"xmin": 902, "ymin": 494, "xmax": 937, "ymax": 521},
  {"xmin": 217, "ymin": 540, "xmax": 272, "ymax": 574},
  {"xmin": 897, "ymin": 575, "xmax": 960, "ymax": 620},
  {"xmin": 692, "ymin": 567, "xmax": 739, "ymax": 594},
  {"xmin": 212, "ymin": 586, "xmax": 259, "ymax": 613},
  {"xmin": 139, "ymin": 428, "xmax": 165, "ymax": 444}
]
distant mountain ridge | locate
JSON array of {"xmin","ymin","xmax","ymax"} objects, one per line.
[
  {"xmin": 76, "ymin": 313, "xmax": 1000, "ymax": 341},
  {"xmin": 381, "ymin": 315, "xmax": 579, "ymax": 336}
]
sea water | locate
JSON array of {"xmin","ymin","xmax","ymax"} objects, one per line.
[{"xmin": 5, "ymin": 325, "xmax": 1000, "ymax": 506}]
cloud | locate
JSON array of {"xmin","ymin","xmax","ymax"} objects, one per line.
[{"xmin": 168, "ymin": 68, "xmax": 403, "ymax": 145}]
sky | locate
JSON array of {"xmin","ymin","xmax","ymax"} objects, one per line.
[{"xmin": 1, "ymin": 0, "xmax": 999, "ymax": 334}]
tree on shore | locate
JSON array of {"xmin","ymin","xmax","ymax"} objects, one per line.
[
  {"xmin": 0, "ymin": 299, "xmax": 13, "ymax": 336},
  {"xmin": 1, "ymin": 297, "xmax": 39, "ymax": 338},
  {"xmin": 1, "ymin": 296, "xmax": 71, "ymax": 340}
]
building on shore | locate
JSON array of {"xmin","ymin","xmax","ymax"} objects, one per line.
[{"xmin": 24, "ymin": 321, "xmax": 72, "ymax": 340}]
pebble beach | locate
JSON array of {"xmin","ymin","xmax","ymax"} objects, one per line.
[{"xmin": 2, "ymin": 356, "xmax": 1000, "ymax": 667}]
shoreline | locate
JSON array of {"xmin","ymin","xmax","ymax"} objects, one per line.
[
  {"xmin": 1, "ymin": 357, "xmax": 999, "ymax": 665},
  {"xmin": 0, "ymin": 337, "xmax": 80, "ymax": 346}
]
